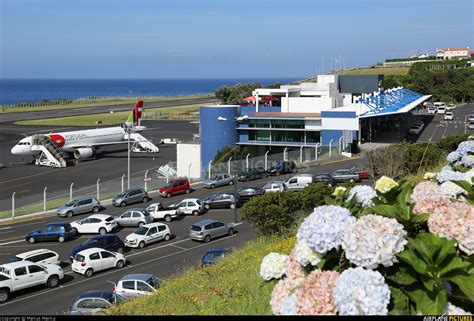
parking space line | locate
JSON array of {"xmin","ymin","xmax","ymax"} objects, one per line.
[{"xmin": 168, "ymin": 244, "xmax": 188, "ymax": 250}]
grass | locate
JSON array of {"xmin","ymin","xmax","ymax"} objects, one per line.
[
  {"xmin": 338, "ymin": 67, "xmax": 410, "ymax": 76},
  {"xmin": 106, "ymin": 235, "xmax": 295, "ymax": 315},
  {"xmin": 14, "ymin": 104, "xmax": 202, "ymax": 127},
  {"xmin": 0, "ymin": 94, "xmax": 213, "ymax": 114}
]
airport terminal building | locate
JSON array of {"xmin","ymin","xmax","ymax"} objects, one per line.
[{"xmin": 177, "ymin": 74, "xmax": 431, "ymax": 178}]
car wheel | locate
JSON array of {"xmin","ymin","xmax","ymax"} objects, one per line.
[
  {"xmin": 138, "ymin": 222, "xmax": 145, "ymax": 227},
  {"xmin": 46, "ymin": 275, "xmax": 59, "ymax": 288},
  {"xmin": 164, "ymin": 215, "xmax": 172, "ymax": 222},
  {"xmin": 116, "ymin": 260, "xmax": 125, "ymax": 269},
  {"xmin": 116, "ymin": 247, "xmax": 124, "ymax": 254},
  {"xmin": 229, "ymin": 180, "xmax": 234, "ymax": 185},
  {"xmin": 211, "ymin": 184, "xmax": 215, "ymax": 189},
  {"xmin": 0, "ymin": 289, "xmax": 9, "ymax": 303},
  {"xmin": 85, "ymin": 268, "xmax": 93, "ymax": 278},
  {"xmin": 28, "ymin": 237, "xmax": 35, "ymax": 244},
  {"xmin": 99, "ymin": 228, "xmax": 107, "ymax": 235},
  {"xmin": 66, "ymin": 211, "xmax": 73, "ymax": 218},
  {"xmin": 142, "ymin": 197, "xmax": 149, "ymax": 203},
  {"xmin": 192, "ymin": 210, "xmax": 199, "ymax": 216},
  {"xmin": 228, "ymin": 228, "xmax": 234, "ymax": 236},
  {"xmin": 120, "ymin": 201, "xmax": 126, "ymax": 207},
  {"xmin": 230, "ymin": 203, "xmax": 235, "ymax": 209},
  {"xmin": 92, "ymin": 206, "xmax": 99, "ymax": 213},
  {"xmin": 350, "ymin": 179, "xmax": 355, "ymax": 183},
  {"xmin": 166, "ymin": 193, "xmax": 171, "ymax": 198},
  {"xmin": 58, "ymin": 236, "xmax": 65, "ymax": 243},
  {"xmin": 185, "ymin": 189, "xmax": 190, "ymax": 194},
  {"xmin": 164, "ymin": 234, "xmax": 171, "ymax": 241},
  {"xmin": 204, "ymin": 235, "xmax": 211, "ymax": 243},
  {"xmin": 138, "ymin": 241, "xmax": 145, "ymax": 249}
]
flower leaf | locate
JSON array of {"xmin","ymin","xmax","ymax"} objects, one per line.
[
  {"xmin": 406, "ymin": 287, "xmax": 447, "ymax": 315},
  {"xmin": 397, "ymin": 250, "xmax": 428, "ymax": 274},
  {"xmin": 449, "ymin": 273, "xmax": 474, "ymax": 301}
]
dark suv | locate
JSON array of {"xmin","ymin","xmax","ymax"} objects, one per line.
[
  {"xmin": 69, "ymin": 234, "xmax": 125, "ymax": 261},
  {"xmin": 237, "ymin": 167, "xmax": 266, "ymax": 181},
  {"xmin": 25, "ymin": 223, "xmax": 75, "ymax": 243},
  {"xmin": 202, "ymin": 192, "xmax": 242, "ymax": 210},
  {"xmin": 267, "ymin": 161, "xmax": 296, "ymax": 176}
]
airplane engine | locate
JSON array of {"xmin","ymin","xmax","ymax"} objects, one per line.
[{"xmin": 74, "ymin": 148, "xmax": 94, "ymax": 159}]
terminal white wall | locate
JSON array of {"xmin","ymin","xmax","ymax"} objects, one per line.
[
  {"xmin": 176, "ymin": 143, "xmax": 201, "ymax": 179},
  {"xmin": 321, "ymin": 117, "xmax": 359, "ymax": 131}
]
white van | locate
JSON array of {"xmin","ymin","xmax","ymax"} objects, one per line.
[{"xmin": 285, "ymin": 174, "xmax": 314, "ymax": 191}]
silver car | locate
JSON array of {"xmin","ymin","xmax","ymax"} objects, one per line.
[
  {"xmin": 116, "ymin": 208, "xmax": 153, "ymax": 227},
  {"xmin": 57, "ymin": 196, "xmax": 100, "ymax": 218},
  {"xmin": 113, "ymin": 274, "xmax": 161, "ymax": 299},
  {"xmin": 189, "ymin": 219, "xmax": 235, "ymax": 243},
  {"xmin": 203, "ymin": 173, "xmax": 235, "ymax": 189},
  {"xmin": 68, "ymin": 290, "xmax": 124, "ymax": 315},
  {"xmin": 112, "ymin": 188, "xmax": 150, "ymax": 207}
]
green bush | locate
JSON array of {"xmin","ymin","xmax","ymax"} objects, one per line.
[
  {"xmin": 403, "ymin": 143, "xmax": 444, "ymax": 174},
  {"xmin": 299, "ymin": 182, "xmax": 332, "ymax": 212},
  {"xmin": 436, "ymin": 134, "xmax": 471, "ymax": 154}
]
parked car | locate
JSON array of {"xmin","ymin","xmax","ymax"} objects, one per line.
[
  {"xmin": 446, "ymin": 103, "xmax": 456, "ymax": 110},
  {"xmin": 267, "ymin": 161, "xmax": 296, "ymax": 176},
  {"xmin": 69, "ymin": 234, "xmax": 125, "ymax": 261},
  {"xmin": 70, "ymin": 214, "xmax": 118, "ymax": 235},
  {"xmin": 469, "ymin": 122, "xmax": 474, "ymax": 130},
  {"xmin": 72, "ymin": 248, "xmax": 125, "ymax": 277},
  {"xmin": 25, "ymin": 222, "xmax": 75, "ymax": 244},
  {"xmin": 349, "ymin": 166, "xmax": 370, "ymax": 179},
  {"xmin": 69, "ymin": 290, "xmax": 124, "ymax": 315},
  {"xmin": 237, "ymin": 167, "xmax": 266, "ymax": 181},
  {"xmin": 112, "ymin": 188, "xmax": 150, "ymax": 207},
  {"xmin": 116, "ymin": 208, "xmax": 153, "ymax": 227},
  {"xmin": 203, "ymin": 173, "xmax": 235, "ymax": 189},
  {"xmin": 237, "ymin": 186, "xmax": 265, "ymax": 203},
  {"xmin": 113, "ymin": 274, "xmax": 161, "ymax": 299},
  {"xmin": 9, "ymin": 249, "xmax": 60, "ymax": 265},
  {"xmin": 159, "ymin": 178, "xmax": 190, "ymax": 198},
  {"xmin": 57, "ymin": 196, "xmax": 101, "ymax": 218},
  {"xmin": 202, "ymin": 192, "xmax": 241, "ymax": 210},
  {"xmin": 174, "ymin": 198, "xmax": 205, "ymax": 216},
  {"xmin": 124, "ymin": 223, "xmax": 171, "ymax": 249},
  {"xmin": 146, "ymin": 203, "xmax": 178, "ymax": 222},
  {"xmin": 0, "ymin": 261, "xmax": 64, "ymax": 303},
  {"xmin": 427, "ymin": 107, "xmax": 437, "ymax": 114},
  {"xmin": 312, "ymin": 173, "xmax": 336, "ymax": 187},
  {"xmin": 468, "ymin": 115, "xmax": 474, "ymax": 123},
  {"xmin": 436, "ymin": 106, "xmax": 446, "ymax": 114},
  {"xmin": 412, "ymin": 120, "xmax": 424, "ymax": 128},
  {"xmin": 444, "ymin": 112, "xmax": 454, "ymax": 121},
  {"xmin": 408, "ymin": 123, "xmax": 423, "ymax": 135},
  {"xmin": 201, "ymin": 248, "xmax": 231, "ymax": 266},
  {"xmin": 189, "ymin": 219, "xmax": 235, "ymax": 243},
  {"xmin": 285, "ymin": 174, "xmax": 314, "ymax": 191},
  {"xmin": 331, "ymin": 169, "xmax": 361, "ymax": 183},
  {"xmin": 261, "ymin": 181, "xmax": 287, "ymax": 193}
]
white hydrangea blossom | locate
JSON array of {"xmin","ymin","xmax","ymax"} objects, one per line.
[
  {"xmin": 461, "ymin": 155, "xmax": 474, "ymax": 168},
  {"xmin": 437, "ymin": 165, "xmax": 466, "ymax": 183},
  {"xmin": 333, "ymin": 267, "xmax": 390, "ymax": 315},
  {"xmin": 297, "ymin": 205, "xmax": 356, "ymax": 255},
  {"xmin": 443, "ymin": 302, "xmax": 472, "ymax": 315},
  {"xmin": 447, "ymin": 151, "xmax": 462, "ymax": 163},
  {"xmin": 346, "ymin": 185, "xmax": 377, "ymax": 208},
  {"xmin": 260, "ymin": 252, "xmax": 288, "ymax": 281},
  {"xmin": 342, "ymin": 215, "xmax": 407, "ymax": 269},
  {"xmin": 440, "ymin": 181, "xmax": 466, "ymax": 199},
  {"xmin": 463, "ymin": 169, "xmax": 474, "ymax": 186},
  {"xmin": 293, "ymin": 239, "xmax": 322, "ymax": 267},
  {"xmin": 423, "ymin": 172, "xmax": 437, "ymax": 180},
  {"xmin": 280, "ymin": 293, "xmax": 297, "ymax": 315}
]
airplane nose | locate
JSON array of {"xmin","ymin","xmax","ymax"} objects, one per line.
[{"xmin": 11, "ymin": 145, "xmax": 20, "ymax": 155}]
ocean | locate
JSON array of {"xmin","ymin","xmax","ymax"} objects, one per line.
[{"xmin": 0, "ymin": 78, "xmax": 300, "ymax": 105}]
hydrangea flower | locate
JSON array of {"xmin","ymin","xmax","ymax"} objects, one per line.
[
  {"xmin": 423, "ymin": 172, "xmax": 437, "ymax": 180},
  {"xmin": 447, "ymin": 151, "xmax": 462, "ymax": 163},
  {"xmin": 270, "ymin": 277, "xmax": 302, "ymax": 315},
  {"xmin": 436, "ymin": 165, "xmax": 466, "ymax": 183},
  {"xmin": 443, "ymin": 302, "xmax": 472, "ymax": 315},
  {"xmin": 440, "ymin": 181, "xmax": 466, "ymax": 199},
  {"xmin": 374, "ymin": 176, "xmax": 399, "ymax": 194},
  {"xmin": 410, "ymin": 181, "xmax": 447, "ymax": 204},
  {"xmin": 456, "ymin": 140, "xmax": 474, "ymax": 156},
  {"xmin": 332, "ymin": 186, "xmax": 347, "ymax": 197},
  {"xmin": 461, "ymin": 155, "xmax": 474, "ymax": 168},
  {"xmin": 280, "ymin": 293, "xmax": 297, "ymax": 315},
  {"xmin": 342, "ymin": 214, "xmax": 407, "ymax": 269},
  {"xmin": 297, "ymin": 205, "xmax": 356, "ymax": 255},
  {"xmin": 346, "ymin": 185, "xmax": 377, "ymax": 208},
  {"xmin": 463, "ymin": 169, "xmax": 474, "ymax": 186},
  {"xmin": 295, "ymin": 270, "xmax": 340, "ymax": 315},
  {"xmin": 413, "ymin": 199, "xmax": 452, "ymax": 215},
  {"xmin": 286, "ymin": 250, "xmax": 306, "ymax": 285},
  {"xmin": 260, "ymin": 253, "xmax": 288, "ymax": 281},
  {"xmin": 428, "ymin": 202, "xmax": 474, "ymax": 255},
  {"xmin": 293, "ymin": 239, "xmax": 322, "ymax": 267},
  {"xmin": 333, "ymin": 267, "xmax": 390, "ymax": 315}
]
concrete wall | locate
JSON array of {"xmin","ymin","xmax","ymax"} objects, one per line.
[
  {"xmin": 176, "ymin": 143, "xmax": 201, "ymax": 179},
  {"xmin": 281, "ymin": 97, "xmax": 334, "ymax": 113}
]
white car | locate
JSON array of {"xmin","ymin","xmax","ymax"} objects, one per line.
[
  {"xmin": 72, "ymin": 248, "xmax": 125, "ymax": 277},
  {"xmin": 9, "ymin": 249, "xmax": 60, "ymax": 265},
  {"xmin": 174, "ymin": 198, "xmax": 205, "ymax": 216},
  {"xmin": 113, "ymin": 274, "xmax": 161, "ymax": 299},
  {"xmin": 0, "ymin": 261, "xmax": 64, "ymax": 302},
  {"xmin": 436, "ymin": 106, "xmax": 446, "ymax": 114},
  {"xmin": 412, "ymin": 121, "xmax": 424, "ymax": 129},
  {"xmin": 468, "ymin": 115, "xmax": 474, "ymax": 123},
  {"xmin": 146, "ymin": 203, "xmax": 178, "ymax": 222},
  {"xmin": 446, "ymin": 103, "xmax": 456, "ymax": 110},
  {"xmin": 262, "ymin": 181, "xmax": 287, "ymax": 193},
  {"xmin": 469, "ymin": 122, "xmax": 474, "ymax": 130},
  {"xmin": 444, "ymin": 112, "xmax": 454, "ymax": 120},
  {"xmin": 70, "ymin": 214, "xmax": 118, "ymax": 235},
  {"xmin": 124, "ymin": 223, "xmax": 171, "ymax": 249},
  {"xmin": 427, "ymin": 107, "xmax": 437, "ymax": 114},
  {"xmin": 409, "ymin": 123, "xmax": 423, "ymax": 135}
]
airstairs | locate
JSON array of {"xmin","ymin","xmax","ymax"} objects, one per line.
[
  {"xmin": 125, "ymin": 132, "xmax": 160, "ymax": 153},
  {"xmin": 31, "ymin": 136, "xmax": 69, "ymax": 168}
]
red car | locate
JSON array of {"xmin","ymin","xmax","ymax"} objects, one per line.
[
  {"xmin": 159, "ymin": 178, "xmax": 191, "ymax": 197},
  {"xmin": 350, "ymin": 166, "xmax": 370, "ymax": 179}
]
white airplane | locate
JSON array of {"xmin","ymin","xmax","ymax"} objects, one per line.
[{"xmin": 11, "ymin": 100, "xmax": 159, "ymax": 164}]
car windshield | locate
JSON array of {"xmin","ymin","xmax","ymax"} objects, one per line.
[
  {"xmin": 163, "ymin": 182, "xmax": 173, "ymax": 188},
  {"xmin": 65, "ymin": 200, "xmax": 76, "ymax": 207},
  {"xmin": 195, "ymin": 200, "xmax": 202, "ymax": 205},
  {"xmin": 9, "ymin": 256, "xmax": 22, "ymax": 263},
  {"xmin": 74, "ymin": 254, "xmax": 85, "ymax": 262},
  {"xmin": 190, "ymin": 225, "xmax": 201, "ymax": 232},
  {"xmin": 142, "ymin": 210, "xmax": 150, "ymax": 216},
  {"xmin": 147, "ymin": 276, "xmax": 161, "ymax": 289},
  {"xmin": 82, "ymin": 239, "xmax": 98, "ymax": 248},
  {"xmin": 262, "ymin": 183, "xmax": 272, "ymax": 189},
  {"xmin": 105, "ymin": 216, "xmax": 114, "ymax": 222},
  {"xmin": 117, "ymin": 192, "xmax": 127, "ymax": 198},
  {"xmin": 112, "ymin": 293, "xmax": 125, "ymax": 305},
  {"xmin": 134, "ymin": 227, "xmax": 148, "ymax": 235},
  {"xmin": 204, "ymin": 253, "xmax": 222, "ymax": 262},
  {"xmin": 212, "ymin": 175, "xmax": 220, "ymax": 180}
]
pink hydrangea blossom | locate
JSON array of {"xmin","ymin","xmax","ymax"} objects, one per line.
[
  {"xmin": 294, "ymin": 270, "xmax": 340, "ymax": 315},
  {"xmin": 410, "ymin": 181, "xmax": 447, "ymax": 204},
  {"xmin": 413, "ymin": 199, "xmax": 452, "ymax": 215}
]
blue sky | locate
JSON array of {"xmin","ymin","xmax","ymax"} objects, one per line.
[{"xmin": 1, "ymin": 0, "xmax": 472, "ymax": 78}]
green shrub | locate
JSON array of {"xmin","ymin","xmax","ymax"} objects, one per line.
[
  {"xmin": 435, "ymin": 133, "xmax": 470, "ymax": 153},
  {"xmin": 404, "ymin": 143, "xmax": 444, "ymax": 174},
  {"xmin": 299, "ymin": 182, "xmax": 332, "ymax": 212}
]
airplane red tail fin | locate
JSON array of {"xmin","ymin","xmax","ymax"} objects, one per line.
[{"xmin": 133, "ymin": 100, "xmax": 144, "ymax": 126}]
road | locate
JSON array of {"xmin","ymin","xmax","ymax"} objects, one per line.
[
  {"xmin": 0, "ymin": 97, "xmax": 217, "ymax": 123},
  {"xmin": 0, "ymin": 157, "xmax": 369, "ymax": 315}
]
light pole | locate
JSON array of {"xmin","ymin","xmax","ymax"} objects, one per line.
[{"xmin": 127, "ymin": 127, "xmax": 131, "ymax": 189}]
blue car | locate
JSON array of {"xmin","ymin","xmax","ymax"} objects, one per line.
[
  {"xmin": 69, "ymin": 234, "xmax": 125, "ymax": 261},
  {"xmin": 25, "ymin": 222, "xmax": 74, "ymax": 243},
  {"xmin": 201, "ymin": 248, "xmax": 231, "ymax": 266}
]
